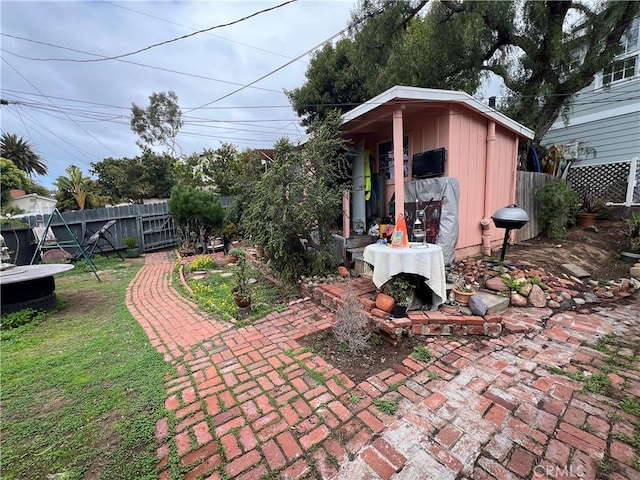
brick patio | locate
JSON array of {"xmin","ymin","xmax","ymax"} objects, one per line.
[{"xmin": 127, "ymin": 251, "xmax": 640, "ymax": 480}]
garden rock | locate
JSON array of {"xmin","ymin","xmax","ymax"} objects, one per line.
[
  {"xmin": 529, "ymin": 284, "xmax": 547, "ymax": 308},
  {"xmin": 583, "ymin": 292, "xmax": 601, "ymax": 303},
  {"xmin": 510, "ymin": 292, "xmax": 527, "ymax": 307},
  {"xmin": 486, "ymin": 277, "xmax": 509, "ymax": 292},
  {"xmin": 468, "ymin": 295, "xmax": 488, "ymax": 316}
]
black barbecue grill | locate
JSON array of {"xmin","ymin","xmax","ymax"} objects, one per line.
[{"xmin": 492, "ymin": 204, "xmax": 530, "ymax": 261}]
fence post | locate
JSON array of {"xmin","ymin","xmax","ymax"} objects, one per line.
[{"xmin": 626, "ymin": 157, "xmax": 638, "ymax": 207}]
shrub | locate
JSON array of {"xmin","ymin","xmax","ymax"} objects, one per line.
[
  {"xmin": 534, "ymin": 180, "xmax": 579, "ymax": 238},
  {"xmin": 332, "ymin": 283, "xmax": 371, "ymax": 355}
]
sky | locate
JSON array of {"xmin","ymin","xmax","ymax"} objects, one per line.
[{"xmin": 1, "ymin": 0, "xmax": 358, "ymax": 189}]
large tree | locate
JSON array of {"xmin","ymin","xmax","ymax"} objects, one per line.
[
  {"xmin": 91, "ymin": 149, "xmax": 174, "ymax": 203},
  {"xmin": 1, "ymin": 133, "xmax": 47, "ymax": 176},
  {"xmin": 130, "ymin": 91, "xmax": 183, "ymax": 157},
  {"xmin": 288, "ymin": 0, "xmax": 640, "ymax": 143}
]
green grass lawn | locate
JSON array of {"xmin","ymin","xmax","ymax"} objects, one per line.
[{"xmin": 1, "ymin": 257, "xmax": 169, "ymax": 480}]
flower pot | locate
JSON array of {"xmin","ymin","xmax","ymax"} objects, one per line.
[
  {"xmin": 576, "ymin": 212, "xmax": 598, "ymax": 228},
  {"xmin": 439, "ymin": 302, "xmax": 460, "ymax": 314},
  {"xmin": 125, "ymin": 247, "xmax": 140, "ymax": 258},
  {"xmin": 453, "ymin": 288, "xmax": 475, "ymax": 306},
  {"xmin": 232, "ymin": 290, "xmax": 251, "ymax": 308},
  {"xmin": 228, "ymin": 255, "xmax": 238, "ymax": 264},
  {"xmin": 375, "ymin": 293, "xmax": 395, "ymax": 312},
  {"xmin": 392, "ymin": 304, "xmax": 407, "ymax": 318}
]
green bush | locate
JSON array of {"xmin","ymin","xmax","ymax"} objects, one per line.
[{"xmin": 534, "ymin": 180, "xmax": 579, "ymax": 238}]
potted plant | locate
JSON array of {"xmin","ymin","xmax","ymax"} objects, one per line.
[
  {"xmin": 124, "ymin": 236, "xmax": 140, "ymax": 258},
  {"xmin": 227, "ymin": 247, "xmax": 242, "ymax": 264},
  {"xmin": 621, "ymin": 211, "xmax": 640, "ymax": 263},
  {"xmin": 382, "ymin": 274, "xmax": 414, "ymax": 318},
  {"xmin": 452, "ymin": 276, "xmax": 476, "ymax": 306},
  {"xmin": 231, "ymin": 251, "xmax": 251, "ymax": 308},
  {"xmin": 576, "ymin": 191, "xmax": 607, "ymax": 227}
]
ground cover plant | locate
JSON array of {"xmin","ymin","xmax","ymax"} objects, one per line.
[
  {"xmin": 0, "ymin": 257, "xmax": 168, "ymax": 480},
  {"xmin": 183, "ymin": 255, "xmax": 291, "ymax": 326}
]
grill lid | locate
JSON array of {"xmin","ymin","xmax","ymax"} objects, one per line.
[{"xmin": 492, "ymin": 204, "xmax": 529, "ymax": 229}]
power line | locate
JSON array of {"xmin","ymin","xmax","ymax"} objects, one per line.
[
  {"xmin": 2, "ymin": 0, "xmax": 298, "ymax": 63},
  {"xmin": 1, "ymin": 45, "xmax": 282, "ymax": 94},
  {"xmin": 101, "ymin": 0, "xmax": 298, "ymax": 62}
]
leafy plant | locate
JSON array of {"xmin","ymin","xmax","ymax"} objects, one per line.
[
  {"xmin": 227, "ymin": 247, "xmax": 243, "ymax": 257},
  {"xmin": 232, "ymin": 250, "xmax": 251, "ymax": 300},
  {"xmin": 373, "ymin": 398, "xmax": 399, "ymax": 415},
  {"xmin": 534, "ymin": 179, "xmax": 579, "ymax": 238},
  {"xmin": 625, "ymin": 211, "xmax": 640, "ymax": 252},
  {"xmin": 0, "ymin": 308, "xmax": 47, "ymax": 331},
  {"xmin": 124, "ymin": 236, "xmax": 137, "ymax": 249},
  {"xmin": 413, "ymin": 345, "xmax": 432, "ymax": 362},
  {"xmin": 383, "ymin": 274, "xmax": 414, "ymax": 307},
  {"xmin": 578, "ymin": 190, "xmax": 607, "ymax": 214}
]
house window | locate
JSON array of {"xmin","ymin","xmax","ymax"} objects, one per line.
[
  {"xmin": 378, "ymin": 137, "xmax": 408, "ymax": 180},
  {"xmin": 621, "ymin": 18, "xmax": 639, "ymax": 54},
  {"xmin": 602, "ymin": 57, "xmax": 637, "ymax": 85}
]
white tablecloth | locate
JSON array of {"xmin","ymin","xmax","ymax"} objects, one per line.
[{"xmin": 363, "ymin": 243, "xmax": 447, "ymax": 308}]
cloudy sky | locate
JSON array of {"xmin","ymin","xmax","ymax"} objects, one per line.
[{"xmin": 1, "ymin": 0, "xmax": 357, "ymax": 188}]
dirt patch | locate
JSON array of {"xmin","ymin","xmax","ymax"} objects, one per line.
[
  {"xmin": 302, "ymin": 220, "xmax": 635, "ymax": 383},
  {"xmin": 505, "ymin": 219, "xmax": 631, "ymax": 281},
  {"xmin": 300, "ymin": 329, "xmax": 421, "ymax": 384}
]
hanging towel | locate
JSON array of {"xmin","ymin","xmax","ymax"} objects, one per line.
[{"xmin": 364, "ymin": 149, "xmax": 372, "ymax": 201}]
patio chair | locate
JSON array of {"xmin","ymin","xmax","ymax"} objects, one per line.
[{"xmin": 72, "ymin": 219, "xmax": 124, "ymax": 262}]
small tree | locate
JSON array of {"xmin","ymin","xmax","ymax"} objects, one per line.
[
  {"xmin": 167, "ymin": 185, "xmax": 224, "ymax": 247},
  {"xmin": 54, "ymin": 165, "xmax": 91, "ymax": 210},
  {"xmin": 240, "ymin": 111, "xmax": 349, "ymax": 282}
]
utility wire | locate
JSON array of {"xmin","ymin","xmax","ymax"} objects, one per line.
[
  {"xmin": 101, "ymin": 0, "xmax": 297, "ymax": 62},
  {"xmin": 1, "ymin": 45, "xmax": 281, "ymax": 94},
  {"xmin": 2, "ymin": 0, "xmax": 297, "ymax": 63},
  {"xmin": 2, "ymin": 57, "xmax": 120, "ymax": 157}
]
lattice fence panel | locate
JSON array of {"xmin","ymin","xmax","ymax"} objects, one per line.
[{"xmin": 566, "ymin": 162, "xmax": 630, "ymax": 203}]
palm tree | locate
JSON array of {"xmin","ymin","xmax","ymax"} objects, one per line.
[
  {"xmin": 54, "ymin": 165, "xmax": 89, "ymax": 210},
  {"xmin": 1, "ymin": 133, "xmax": 48, "ymax": 176}
]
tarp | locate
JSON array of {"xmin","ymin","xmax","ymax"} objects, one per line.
[{"xmin": 404, "ymin": 177, "xmax": 460, "ymax": 265}]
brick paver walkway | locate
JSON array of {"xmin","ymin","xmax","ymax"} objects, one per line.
[{"xmin": 127, "ymin": 251, "xmax": 640, "ymax": 480}]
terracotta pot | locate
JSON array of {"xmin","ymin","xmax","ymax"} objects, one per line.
[
  {"xmin": 453, "ymin": 288, "xmax": 475, "ymax": 306},
  {"xmin": 439, "ymin": 302, "xmax": 460, "ymax": 314},
  {"xmin": 375, "ymin": 293, "xmax": 395, "ymax": 312},
  {"xmin": 233, "ymin": 293, "xmax": 251, "ymax": 308},
  {"xmin": 228, "ymin": 255, "xmax": 238, "ymax": 264},
  {"xmin": 576, "ymin": 212, "xmax": 598, "ymax": 227}
]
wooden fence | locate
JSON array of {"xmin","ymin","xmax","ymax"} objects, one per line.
[
  {"xmin": 514, "ymin": 171, "xmax": 555, "ymax": 243},
  {"xmin": 21, "ymin": 202, "xmax": 177, "ymax": 254}
]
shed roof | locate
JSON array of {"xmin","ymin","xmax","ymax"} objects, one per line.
[{"xmin": 342, "ymin": 85, "xmax": 534, "ymax": 140}]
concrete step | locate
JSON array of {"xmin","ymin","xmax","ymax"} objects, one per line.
[{"xmin": 459, "ymin": 290, "xmax": 510, "ymax": 315}]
